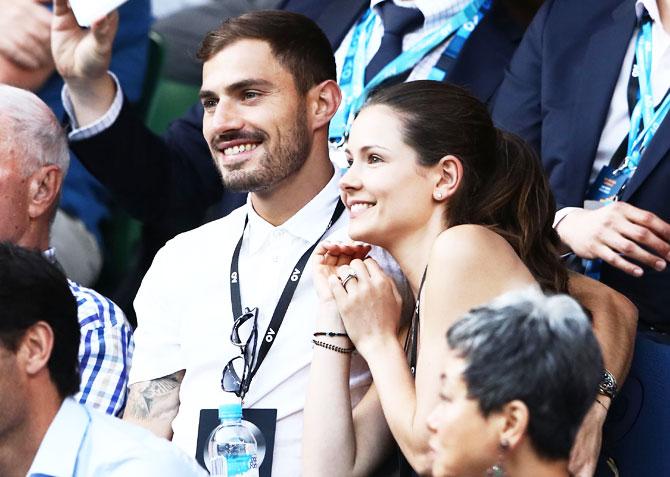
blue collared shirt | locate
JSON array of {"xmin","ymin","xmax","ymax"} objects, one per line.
[
  {"xmin": 69, "ymin": 280, "xmax": 133, "ymax": 416},
  {"xmin": 27, "ymin": 398, "xmax": 208, "ymax": 477},
  {"xmin": 43, "ymin": 248, "xmax": 133, "ymax": 416}
]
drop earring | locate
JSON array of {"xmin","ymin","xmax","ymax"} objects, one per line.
[{"xmin": 486, "ymin": 439, "xmax": 509, "ymax": 477}]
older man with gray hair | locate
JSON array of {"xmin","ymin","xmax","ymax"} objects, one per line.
[{"xmin": 0, "ymin": 84, "xmax": 133, "ymax": 416}]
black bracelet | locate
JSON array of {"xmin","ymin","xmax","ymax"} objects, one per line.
[
  {"xmin": 313, "ymin": 331, "xmax": 349, "ymax": 338},
  {"xmin": 312, "ymin": 339, "xmax": 355, "ymax": 354}
]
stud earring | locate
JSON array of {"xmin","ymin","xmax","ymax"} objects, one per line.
[{"xmin": 435, "ymin": 192, "xmax": 443, "ymax": 200}]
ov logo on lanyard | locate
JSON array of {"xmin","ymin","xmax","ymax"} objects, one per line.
[
  {"xmin": 228, "ymin": 200, "xmax": 345, "ymax": 389},
  {"xmin": 329, "ymin": 0, "xmax": 491, "ymax": 146}
]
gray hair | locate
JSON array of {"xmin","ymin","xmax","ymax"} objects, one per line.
[
  {"xmin": 447, "ymin": 287, "xmax": 602, "ymax": 461},
  {"xmin": 0, "ymin": 85, "xmax": 69, "ymax": 176}
]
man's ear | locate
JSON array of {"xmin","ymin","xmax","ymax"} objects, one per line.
[
  {"xmin": 27, "ymin": 165, "xmax": 63, "ymax": 220},
  {"xmin": 308, "ymin": 79, "xmax": 342, "ymax": 130},
  {"xmin": 18, "ymin": 322, "xmax": 54, "ymax": 376},
  {"xmin": 432, "ymin": 155, "xmax": 463, "ymax": 202}
]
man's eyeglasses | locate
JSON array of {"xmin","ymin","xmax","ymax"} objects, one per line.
[{"xmin": 221, "ymin": 307, "xmax": 258, "ymax": 400}]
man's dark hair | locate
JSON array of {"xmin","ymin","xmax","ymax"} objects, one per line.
[
  {"xmin": 0, "ymin": 242, "xmax": 80, "ymax": 398},
  {"xmin": 447, "ymin": 289, "xmax": 602, "ymax": 461},
  {"xmin": 197, "ymin": 10, "xmax": 336, "ymax": 94}
]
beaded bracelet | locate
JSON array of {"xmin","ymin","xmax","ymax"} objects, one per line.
[
  {"xmin": 313, "ymin": 331, "xmax": 349, "ymax": 338},
  {"xmin": 312, "ymin": 339, "xmax": 355, "ymax": 354}
]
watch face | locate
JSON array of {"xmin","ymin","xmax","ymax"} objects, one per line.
[{"xmin": 599, "ymin": 370, "xmax": 617, "ymax": 398}]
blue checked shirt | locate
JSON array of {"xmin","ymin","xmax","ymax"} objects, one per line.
[
  {"xmin": 43, "ymin": 248, "xmax": 134, "ymax": 416},
  {"xmin": 69, "ymin": 280, "xmax": 134, "ymax": 416}
]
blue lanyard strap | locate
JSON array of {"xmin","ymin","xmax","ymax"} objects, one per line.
[
  {"xmin": 329, "ymin": 0, "xmax": 489, "ymax": 145},
  {"xmin": 620, "ymin": 15, "xmax": 670, "ymax": 175}
]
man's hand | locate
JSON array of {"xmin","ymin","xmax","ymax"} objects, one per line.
[
  {"xmin": 0, "ymin": 0, "xmax": 53, "ymax": 70},
  {"xmin": 557, "ymin": 202, "xmax": 670, "ymax": 277},
  {"xmin": 569, "ymin": 398, "xmax": 610, "ymax": 477},
  {"xmin": 51, "ymin": 0, "xmax": 118, "ymax": 83},
  {"xmin": 51, "ymin": 0, "xmax": 119, "ymax": 126}
]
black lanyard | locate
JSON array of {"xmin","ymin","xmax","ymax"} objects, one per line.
[{"xmin": 229, "ymin": 199, "xmax": 345, "ymax": 385}]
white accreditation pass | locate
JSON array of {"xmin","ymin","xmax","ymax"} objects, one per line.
[{"xmin": 68, "ymin": 0, "xmax": 130, "ymax": 27}]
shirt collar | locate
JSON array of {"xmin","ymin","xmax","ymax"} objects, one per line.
[
  {"xmin": 244, "ymin": 166, "xmax": 343, "ymax": 255},
  {"xmin": 636, "ymin": 0, "xmax": 660, "ymax": 22},
  {"xmin": 27, "ymin": 398, "xmax": 91, "ymax": 477},
  {"xmin": 369, "ymin": 0, "xmax": 465, "ymax": 27}
]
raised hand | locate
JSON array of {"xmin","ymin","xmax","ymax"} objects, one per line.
[
  {"xmin": 557, "ymin": 202, "xmax": 670, "ymax": 276},
  {"xmin": 51, "ymin": 0, "xmax": 119, "ymax": 126},
  {"xmin": 328, "ymin": 257, "xmax": 403, "ymax": 358},
  {"xmin": 51, "ymin": 0, "xmax": 118, "ymax": 83},
  {"xmin": 311, "ymin": 240, "xmax": 371, "ymax": 303}
]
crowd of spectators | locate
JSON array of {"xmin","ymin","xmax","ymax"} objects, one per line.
[{"xmin": 0, "ymin": 0, "xmax": 667, "ymax": 475}]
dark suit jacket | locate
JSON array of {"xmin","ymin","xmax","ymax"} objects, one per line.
[{"xmin": 493, "ymin": 0, "xmax": 670, "ymax": 322}]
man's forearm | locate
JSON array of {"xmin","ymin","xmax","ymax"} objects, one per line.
[
  {"xmin": 123, "ymin": 370, "xmax": 185, "ymax": 439},
  {"xmin": 568, "ymin": 272, "xmax": 638, "ymax": 383}
]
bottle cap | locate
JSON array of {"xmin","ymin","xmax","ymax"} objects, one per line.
[{"xmin": 218, "ymin": 403, "xmax": 243, "ymax": 421}]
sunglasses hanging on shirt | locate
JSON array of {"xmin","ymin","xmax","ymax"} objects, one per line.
[{"xmin": 221, "ymin": 307, "xmax": 259, "ymax": 400}]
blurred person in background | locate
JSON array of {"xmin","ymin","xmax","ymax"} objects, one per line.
[
  {"xmin": 0, "ymin": 84, "xmax": 133, "ymax": 417},
  {"xmin": 494, "ymin": 0, "xmax": 670, "ymax": 473},
  {"xmin": 0, "ymin": 0, "xmax": 151, "ymax": 286},
  {"xmin": 0, "ymin": 243, "xmax": 207, "ymax": 477}
]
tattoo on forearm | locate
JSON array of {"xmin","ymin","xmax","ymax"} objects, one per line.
[{"xmin": 125, "ymin": 370, "xmax": 185, "ymax": 420}]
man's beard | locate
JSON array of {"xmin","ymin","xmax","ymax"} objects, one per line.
[{"xmin": 213, "ymin": 108, "xmax": 312, "ymax": 193}]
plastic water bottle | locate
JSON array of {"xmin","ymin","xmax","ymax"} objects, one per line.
[{"xmin": 207, "ymin": 403, "xmax": 259, "ymax": 476}]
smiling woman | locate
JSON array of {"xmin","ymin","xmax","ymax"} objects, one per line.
[{"xmin": 303, "ymin": 81, "xmax": 572, "ymax": 477}]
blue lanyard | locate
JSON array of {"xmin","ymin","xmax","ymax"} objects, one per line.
[
  {"xmin": 619, "ymin": 16, "xmax": 670, "ymax": 176},
  {"xmin": 329, "ymin": 0, "xmax": 489, "ymax": 145},
  {"xmin": 428, "ymin": 0, "xmax": 491, "ymax": 81}
]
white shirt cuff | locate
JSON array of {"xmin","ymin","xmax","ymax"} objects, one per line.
[
  {"xmin": 553, "ymin": 206, "xmax": 581, "ymax": 229},
  {"xmin": 61, "ymin": 72, "xmax": 124, "ymax": 141}
]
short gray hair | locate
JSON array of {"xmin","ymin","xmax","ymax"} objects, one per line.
[
  {"xmin": 447, "ymin": 287, "xmax": 602, "ymax": 461},
  {"xmin": 0, "ymin": 85, "xmax": 69, "ymax": 176}
]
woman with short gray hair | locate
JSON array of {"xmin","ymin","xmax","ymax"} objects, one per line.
[{"xmin": 427, "ymin": 288, "xmax": 603, "ymax": 477}]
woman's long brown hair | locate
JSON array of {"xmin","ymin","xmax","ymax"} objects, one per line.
[{"xmin": 365, "ymin": 81, "xmax": 568, "ymax": 293}]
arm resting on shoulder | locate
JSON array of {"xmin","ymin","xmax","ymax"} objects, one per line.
[{"xmin": 123, "ymin": 370, "xmax": 185, "ymax": 439}]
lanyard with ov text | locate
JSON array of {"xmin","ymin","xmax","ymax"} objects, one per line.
[
  {"xmin": 329, "ymin": 0, "xmax": 489, "ymax": 145},
  {"xmin": 229, "ymin": 199, "xmax": 345, "ymax": 383}
]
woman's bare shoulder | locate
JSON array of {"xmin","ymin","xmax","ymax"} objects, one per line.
[{"xmin": 429, "ymin": 224, "xmax": 518, "ymax": 269}]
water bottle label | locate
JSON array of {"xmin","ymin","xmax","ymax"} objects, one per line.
[{"xmin": 227, "ymin": 454, "xmax": 256, "ymax": 476}]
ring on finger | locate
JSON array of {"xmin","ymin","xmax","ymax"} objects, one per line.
[{"xmin": 340, "ymin": 269, "xmax": 358, "ymax": 289}]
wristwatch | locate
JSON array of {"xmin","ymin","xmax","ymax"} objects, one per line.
[{"xmin": 598, "ymin": 369, "xmax": 618, "ymax": 399}]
